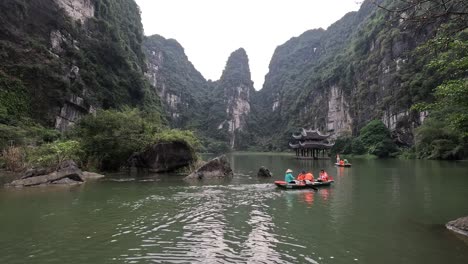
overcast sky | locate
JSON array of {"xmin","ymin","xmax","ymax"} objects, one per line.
[{"xmin": 135, "ymin": 0, "xmax": 362, "ymax": 90}]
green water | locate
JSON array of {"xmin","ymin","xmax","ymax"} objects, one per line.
[{"xmin": 1, "ymin": 153, "xmax": 468, "ymax": 264}]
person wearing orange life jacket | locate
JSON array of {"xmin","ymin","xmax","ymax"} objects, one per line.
[
  {"xmin": 304, "ymin": 171, "xmax": 314, "ymax": 184},
  {"xmin": 296, "ymin": 170, "xmax": 306, "ymax": 182},
  {"xmin": 339, "ymin": 159, "xmax": 345, "ymax": 166},
  {"xmin": 318, "ymin": 169, "xmax": 329, "ymax": 182}
]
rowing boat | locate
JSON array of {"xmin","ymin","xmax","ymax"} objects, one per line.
[
  {"xmin": 274, "ymin": 180, "xmax": 334, "ymax": 189},
  {"xmin": 335, "ymin": 163, "xmax": 352, "ymax": 167}
]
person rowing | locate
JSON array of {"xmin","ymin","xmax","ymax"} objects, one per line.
[{"xmin": 284, "ymin": 169, "xmax": 296, "ymax": 184}]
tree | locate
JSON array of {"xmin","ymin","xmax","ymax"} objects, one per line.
[
  {"xmin": 358, "ymin": 120, "xmax": 397, "ymax": 157},
  {"xmin": 375, "ymin": 0, "xmax": 468, "ymax": 33},
  {"xmin": 70, "ymin": 108, "xmax": 160, "ymax": 171}
]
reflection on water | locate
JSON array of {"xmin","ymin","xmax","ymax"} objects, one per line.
[
  {"xmin": 301, "ymin": 191, "xmax": 315, "ymax": 207},
  {"xmin": 0, "ymin": 153, "xmax": 468, "ymax": 264}
]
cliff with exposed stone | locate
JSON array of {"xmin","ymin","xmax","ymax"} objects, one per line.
[
  {"xmin": 0, "ymin": 0, "xmax": 158, "ymax": 130},
  {"xmin": 143, "ymin": 35, "xmax": 209, "ymax": 128},
  {"xmin": 250, "ymin": 0, "xmax": 440, "ymax": 150}
]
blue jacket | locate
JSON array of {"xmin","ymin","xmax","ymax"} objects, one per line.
[{"xmin": 285, "ymin": 173, "xmax": 295, "ymax": 182}]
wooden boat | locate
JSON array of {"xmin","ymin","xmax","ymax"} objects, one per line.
[
  {"xmin": 335, "ymin": 163, "xmax": 352, "ymax": 167},
  {"xmin": 274, "ymin": 180, "xmax": 334, "ymax": 189},
  {"xmin": 274, "ymin": 181, "xmax": 309, "ymax": 189},
  {"xmin": 308, "ymin": 180, "xmax": 334, "ymax": 187}
]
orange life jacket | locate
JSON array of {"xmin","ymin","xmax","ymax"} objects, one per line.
[
  {"xmin": 305, "ymin": 173, "xmax": 314, "ymax": 181},
  {"xmin": 339, "ymin": 160, "xmax": 345, "ymax": 165},
  {"xmin": 297, "ymin": 173, "xmax": 306, "ymax": 181}
]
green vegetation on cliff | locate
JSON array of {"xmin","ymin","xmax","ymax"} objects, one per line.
[
  {"xmin": 249, "ymin": 0, "xmax": 467, "ymax": 159},
  {"xmin": 0, "ymin": 0, "xmax": 162, "ymax": 126},
  {"xmin": 332, "ymin": 120, "xmax": 397, "ymax": 158}
]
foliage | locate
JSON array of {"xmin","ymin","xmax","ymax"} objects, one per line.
[
  {"xmin": 414, "ymin": 118, "xmax": 466, "ymax": 159},
  {"xmin": 376, "ymin": 0, "xmax": 468, "ymax": 34},
  {"xmin": 411, "ymin": 32, "xmax": 468, "ymax": 159},
  {"xmin": 332, "ymin": 120, "xmax": 397, "ymax": 158},
  {"xmin": 331, "ymin": 137, "xmax": 353, "ymax": 155},
  {"xmin": 1, "ymin": 146, "xmax": 25, "ymax": 172},
  {"xmin": 70, "ymin": 108, "xmax": 160, "ymax": 171},
  {"xmin": 68, "ymin": 108, "xmax": 201, "ymax": 171},
  {"xmin": 351, "ymin": 138, "xmax": 366, "ymax": 155},
  {"xmin": 0, "ymin": 121, "xmax": 60, "ymax": 150},
  {"xmin": 153, "ymin": 129, "xmax": 201, "ymax": 152},
  {"xmin": 27, "ymin": 140, "xmax": 83, "ymax": 169},
  {"xmin": 358, "ymin": 120, "xmax": 397, "ymax": 157},
  {"xmin": 0, "ymin": 0, "xmax": 162, "ymax": 127},
  {"xmin": 205, "ymin": 140, "xmax": 231, "ymax": 154}
]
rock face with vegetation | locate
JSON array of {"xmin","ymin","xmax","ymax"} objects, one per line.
[
  {"xmin": 143, "ymin": 35, "xmax": 209, "ymax": 128},
  {"xmin": 0, "ymin": 0, "xmax": 466, "ymax": 163},
  {"xmin": 248, "ymin": 0, "xmax": 467, "ymax": 158},
  {"xmin": 128, "ymin": 141, "xmax": 196, "ymax": 172},
  {"xmin": 0, "ymin": 0, "xmax": 161, "ymax": 132},
  {"xmin": 185, "ymin": 155, "xmax": 233, "ymax": 180},
  {"xmin": 212, "ymin": 48, "xmax": 255, "ymax": 149}
]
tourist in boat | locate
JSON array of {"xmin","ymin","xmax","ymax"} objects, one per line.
[
  {"xmin": 285, "ymin": 169, "xmax": 295, "ymax": 184},
  {"xmin": 344, "ymin": 159, "xmax": 349, "ymax": 165},
  {"xmin": 339, "ymin": 159, "xmax": 345, "ymax": 166},
  {"xmin": 304, "ymin": 171, "xmax": 314, "ymax": 184},
  {"xmin": 296, "ymin": 170, "xmax": 306, "ymax": 182},
  {"xmin": 318, "ymin": 169, "xmax": 329, "ymax": 182}
]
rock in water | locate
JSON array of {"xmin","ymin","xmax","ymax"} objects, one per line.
[
  {"xmin": 128, "ymin": 141, "xmax": 195, "ymax": 172},
  {"xmin": 8, "ymin": 160, "xmax": 84, "ymax": 187},
  {"xmin": 257, "ymin": 166, "xmax": 272, "ymax": 177},
  {"xmin": 81, "ymin": 171, "xmax": 105, "ymax": 180},
  {"xmin": 446, "ymin": 216, "xmax": 468, "ymax": 237},
  {"xmin": 185, "ymin": 155, "xmax": 233, "ymax": 180},
  {"xmin": 20, "ymin": 168, "xmax": 49, "ymax": 179}
]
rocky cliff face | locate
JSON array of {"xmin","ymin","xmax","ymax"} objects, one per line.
[
  {"xmin": 143, "ymin": 35, "xmax": 208, "ymax": 127},
  {"xmin": 253, "ymin": 0, "xmax": 439, "ymax": 149},
  {"xmin": 216, "ymin": 49, "xmax": 255, "ymax": 148},
  {"xmin": 327, "ymin": 85, "xmax": 352, "ymax": 138},
  {"xmin": 142, "ymin": 44, "xmax": 256, "ymax": 150},
  {"xmin": 54, "ymin": 0, "xmax": 94, "ymax": 22},
  {"xmin": 0, "ymin": 0, "xmax": 159, "ymax": 130}
]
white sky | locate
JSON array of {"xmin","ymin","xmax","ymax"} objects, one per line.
[{"xmin": 135, "ymin": 0, "xmax": 362, "ymax": 90}]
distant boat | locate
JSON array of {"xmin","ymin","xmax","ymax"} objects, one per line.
[{"xmin": 335, "ymin": 163, "xmax": 351, "ymax": 167}]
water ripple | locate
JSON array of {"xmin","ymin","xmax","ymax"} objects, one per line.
[{"xmin": 109, "ymin": 184, "xmax": 318, "ymax": 263}]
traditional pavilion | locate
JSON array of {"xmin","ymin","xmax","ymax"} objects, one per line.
[{"xmin": 289, "ymin": 128, "xmax": 334, "ymax": 159}]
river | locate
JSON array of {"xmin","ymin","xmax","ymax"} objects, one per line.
[{"xmin": 0, "ymin": 152, "xmax": 467, "ymax": 264}]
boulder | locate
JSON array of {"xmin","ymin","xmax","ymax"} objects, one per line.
[
  {"xmin": 257, "ymin": 166, "xmax": 272, "ymax": 177},
  {"xmin": 7, "ymin": 160, "xmax": 84, "ymax": 187},
  {"xmin": 185, "ymin": 155, "xmax": 233, "ymax": 180},
  {"xmin": 20, "ymin": 168, "xmax": 49, "ymax": 179},
  {"xmin": 128, "ymin": 141, "xmax": 195, "ymax": 172},
  {"xmin": 82, "ymin": 171, "xmax": 105, "ymax": 180},
  {"xmin": 446, "ymin": 216, "xmax": 468, "ymax": 237}
]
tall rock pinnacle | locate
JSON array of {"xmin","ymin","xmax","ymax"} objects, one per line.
[{"xmin": 219, "ymin": 48, "xmax": 254, "ymax": 148}]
